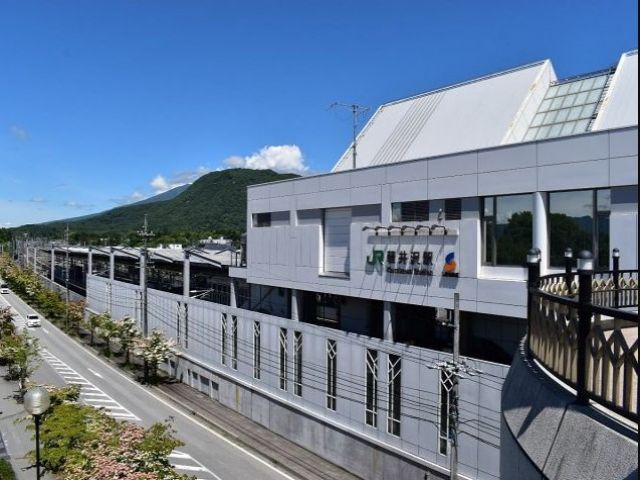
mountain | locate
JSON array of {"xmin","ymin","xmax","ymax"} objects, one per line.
[
  {"xmin": 130, "ymin": 184, "xmax": 190, "ymax": 206},
  {"xmin": 16, "ymin": 169, "xmax": 298, "ymax": 238}
]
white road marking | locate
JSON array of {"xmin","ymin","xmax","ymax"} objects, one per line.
[
  {"xmin": 40, "ymin": 349, "xmax": 141, "ymax": 422},
  {"xmin": 38, "ymin": 315, "xmax": 290, "ymax": 480},
  {"xmin": 87, "ymin": 368, "xmax": 103, "ymax": 378},
  {"xmin": 174, "ymin": 464, "xmax": 206, "ymax": 472},
  {"xmin": 42, "ymin": 327, "xmax": 49, "ymax": 333},
  {"xmin": 169, "ymin": 451, "xmax": 192, "ymax": 459}
]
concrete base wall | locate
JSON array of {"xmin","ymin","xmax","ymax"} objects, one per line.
[
  {"xmin": 165, "ymin": 355, "xmax": 449, "ymax": 480},
  {"xmin": 501, "ymin": 341, "xmax": 638, "ymax": 480}
]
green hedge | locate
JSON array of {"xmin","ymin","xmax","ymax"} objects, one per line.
[{"xmin": 0, "ymin": 458, "xmax": 16, "ymax": 480}]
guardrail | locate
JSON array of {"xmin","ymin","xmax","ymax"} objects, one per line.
[{"xmin": 527, "ymin": 248, "xmax": 638, "ymax": 422}]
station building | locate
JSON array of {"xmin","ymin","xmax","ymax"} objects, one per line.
[{"xmin": 80, "ymin": 50, "xmax": 638, "ymax": 480}]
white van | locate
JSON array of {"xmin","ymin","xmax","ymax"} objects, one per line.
[{"xmin": 0, "ymin": 283, "xmax": 9, "ymax": 294}]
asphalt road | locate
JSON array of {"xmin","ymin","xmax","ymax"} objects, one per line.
[{"xmin": 1, "ymin": 290, "xmax": 294, "ymax": 480}]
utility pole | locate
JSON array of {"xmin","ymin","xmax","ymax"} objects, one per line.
[
  {"xmin": 137, "ymin": 214, "xmax": 154, "ymax": 337},
  {"xmin": 330, "ymin": 102, "xmax": 369, "ymax": 169},
  {"xmin": 64, "ymin": 225, "xmax": 70, "ymax": 331},
  {"xmin": 430, "ymin": 292, "xmax": 479, "ymax": 480},
  {"xmin": 137, "ymin": 215, "xmax": 154, "ymax": 384}
]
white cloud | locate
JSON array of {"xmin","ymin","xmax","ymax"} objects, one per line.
[
  {"xmin": 150, "ymin": 166, "xmax": 212, "ymax": 193},
  {"xmin": 223, "ymin": 145, "xmax": 308, "ymax": 174},
  {"xmin": 29, "ymin": 196, "xmax": 47, "ymax": 203},
  {"xmin": 9, "ymin": 125, "xmax": 29, "ymax": 141}
]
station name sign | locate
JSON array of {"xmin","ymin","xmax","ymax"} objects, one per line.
[{"xmin": 366, "ymin": 249, "xmax": 458, "ymax": 277}]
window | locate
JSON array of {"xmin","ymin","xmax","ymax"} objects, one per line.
[
  {"xmin": 279, "ymin": 328, "xmax": 288, "ymax": 390},
  {"xmin": 253, "ymin": 321, "xmax": 261, "ymax": 379},
  {"xmin": 221, "ymin": 313, "xmax": 228, "ymax": 366},
  {"xmin": 253, "ymin": 212, "xmax": 271, "ymax": 227},
  {"xmin": 387, "ymin": 354, "xmax": 401, "ymax": 436},
  {"xmin": 549, "ymin": 188, "xmax": 610, "ymax": 269},
  {"xmin": 316, "ymin": 293, "xmax": 340, "ymax": 325},
  {"xmin": 524, "ymin": 71, "xmax": 613, "ymax": 141},
  {"xmin": 482, "ymin": 194, "xmax": 532, "ymax": 266},
  {"xmin": 391, "ymin": 201, "xmax": 429, "ymax": 222},
  {"xmin": 231, "ymin": 315, "xmax": 238, "ymax": 370},
  {"xmin": 365, "ymin": 349, "xmax": 378, "ymax": 427},
  {"xmin": 444, "ymin": 198, "xmax": 461, "ymax": 220},
  {"xmin": 293, "ymin": 332, "xmax": 303, "ymax": 397},
  {"xmin": 323, "ymin": 207, "xmax": 351, "ymax": 275},
  {"xmin": 438, "ymin": 369, "xmax": 452, "ymax": 455},
  {"xmin": 326, "ymin": 339, "xmax": 337, "ymax": 410}
]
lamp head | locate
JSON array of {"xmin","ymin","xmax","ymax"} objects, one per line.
[
  {"xmin": 527, "ymin": 248, "xmax": 541, "ymax": 264},
  {"xmin": 24, "ymin": 386, "xmax": 51, "ymax": 416},
  {"xmin": 576, "ymin": 250, "xmax": 594, "ymax": 272}
]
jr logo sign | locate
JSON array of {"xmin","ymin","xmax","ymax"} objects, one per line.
[{"xmin": 366, "ymin": 250, "xmax": 384, "ymax": 265}]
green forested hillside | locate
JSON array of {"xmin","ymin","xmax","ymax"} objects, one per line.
[{"xmin": 12, "ymin": 169, "xmax": 297, "ymax": 243}]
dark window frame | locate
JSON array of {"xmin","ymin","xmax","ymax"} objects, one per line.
[
  {"xmin": 253, "ymin": 212, "xmax": 272, "ymax": 227},
  {"xmin": 547, "ymin": 187, "xmax": 610, "ymax": 270},
  {"xmin": 391, "ymin": 200, "xmax": 429, "ymax": 222},
  {"xmin": 481, "ymin": 193, "xmax": 533, "ymax": 267}
]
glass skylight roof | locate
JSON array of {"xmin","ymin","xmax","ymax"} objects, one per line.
[{"xmin": 524, "ymin": 70, "xmax": 613, "ymax": 141}]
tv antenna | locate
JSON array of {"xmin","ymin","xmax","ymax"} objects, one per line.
[{"xmin": 330, "ymin": 102, "xmax": 369, "ymax": 169}]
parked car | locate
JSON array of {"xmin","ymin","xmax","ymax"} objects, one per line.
[
  {"xmin": 0, "ymin": 283, "xmax": 9, "ymax": 294},
  {"xmin": 25, "ymin": 314, "xmax": 41, "ymax": 328}
]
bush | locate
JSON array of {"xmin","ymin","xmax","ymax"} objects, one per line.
[{"xmin": 0, "ymin": 458, "xmax": 16, "ymax": 480}]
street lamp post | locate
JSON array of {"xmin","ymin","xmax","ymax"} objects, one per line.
[{"xmin": 23, "ymin": 386, "xmax": 51, "ymax": 480}]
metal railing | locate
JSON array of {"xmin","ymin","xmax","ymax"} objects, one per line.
[{"xmin": 527, "ymin": 249, "xmax": 638, "ymax": 422}]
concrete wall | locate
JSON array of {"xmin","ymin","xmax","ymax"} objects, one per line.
[
  {"xmin": 243, "ymin": 127, "xmax": 638, "ymax": 320},
  {"xmin": 501, "ymin": 342, "xmax": 638, "ymax": 480},
  {"xmin": 87, "ymin": 275, "xmax": 509, "ymax": 480}
]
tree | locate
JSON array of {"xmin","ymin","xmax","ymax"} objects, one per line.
[
  {"xmin": 116, "ymin": 316, "xmax": 141, "ymax": 365},
  {"xmin": 66, "ymin": 300, "xmax": 86, "ymax": 335},
  {"xmin": 87, "ymin": 313, "xmax": 109, "ymax": 346},
  {"xmin": 133, "ymin": 330, "xmax": 175, "ymax": 384},
  {"xmin": 95, "ymin": 314, "xmax": 120, "ymax": 356},
  {"xmin": 0, "ymin": 331, "xmax": 40, "ymax": 397}
]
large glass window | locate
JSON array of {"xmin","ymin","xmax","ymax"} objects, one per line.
[
  {"xmin": 524, "ymin": 71, "xmax": 613, "ymax": 141},
  {"xmin": 391, "ymin": 200, "xmax": 429, "ymax": 222},
  {"xmin": 482, "ymin": 194, "xmax": 532, "ymax": 266},
  {"xmin": 549, "ymin": 189, "xmax": 610, "ymax": 268}
]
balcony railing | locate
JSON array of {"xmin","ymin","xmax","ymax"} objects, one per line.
[{"xmin": 527, "ymin": 249, "xmax": 638, "ymax": 422}]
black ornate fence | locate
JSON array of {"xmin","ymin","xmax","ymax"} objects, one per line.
[{"xmin": 527, "ymin": 249, "xmax": 638, "ymax": 422}]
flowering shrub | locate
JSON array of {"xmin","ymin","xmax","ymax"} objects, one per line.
[
  {"xmin": 116, "ymin": 316, "xmax": 142, "ymax": 365},
  {"xmin": 30, "ymin": 386, "xmax": 192, "ymax": 479},
  {"xmin": 133, "ymin": 330, "xmax": 175, "ymax": 383}
]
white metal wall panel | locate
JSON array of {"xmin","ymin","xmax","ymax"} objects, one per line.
[
  {"xmin": 592, "ymin": 50, "xmax": 638, "ymax": 131},
  {"xmin": 323, "ymin": 207, "xmax": 351, "ymax": 274}
]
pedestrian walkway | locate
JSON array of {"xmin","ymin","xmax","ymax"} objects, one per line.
[
  {"xmin": 0, "ymin": 363, "xmax": 62, "ymax": 480},
  {"xmin": 154, "ymin": 382, "xmax": 362, "ymax": 480}
]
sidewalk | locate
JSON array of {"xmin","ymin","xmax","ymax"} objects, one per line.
[
  {"xmin": 153, "ymin": 382, "xmax": 362, "ymax": 480},
  {"xmin": 0, "ymin": 361, "xmax": 63, "ymax": 480}
]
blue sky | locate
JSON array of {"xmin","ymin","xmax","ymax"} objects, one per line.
[{"xmin": 0, "ymin": 1, "xmax": 637, "ymax": 227}]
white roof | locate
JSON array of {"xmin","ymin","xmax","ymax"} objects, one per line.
[
  {"xmin": 332, "ymin": 60, "xmax": 555, "ymax": 171},
  {"xmin": 592, "ymin": 50, "xmax": 638, "ymax": 131}
]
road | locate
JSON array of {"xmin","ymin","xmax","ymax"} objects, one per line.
[{"xmin": 1, "ymin": 290, "xmax": 293, "ymax": 480}]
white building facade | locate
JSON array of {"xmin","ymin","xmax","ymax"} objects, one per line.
[{"xmin": 86, "ymin": 51, "xmax": 638, "ymax": 480}]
